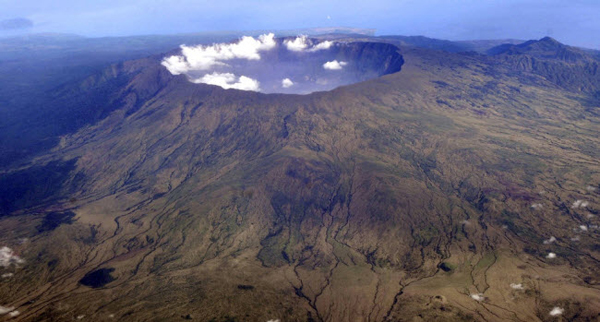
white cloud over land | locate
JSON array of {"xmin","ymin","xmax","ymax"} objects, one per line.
[
  {"xmin": 470, "ymin": 293, "xmax": 485, "ymax": 301},
  {"xmin": 572, "ymin": 200, "xmax": 589, "ymax": 208},
  {"xmin": 0, "ymin": 306, "xmax": 15, "ymax": 315},
  {"xmin": 0, "ymin": 246, "xmax": 24, "ymax": 268},
  {"xmin": 549, "ymin": 307, "xmax": 564, "ymax": 316}
]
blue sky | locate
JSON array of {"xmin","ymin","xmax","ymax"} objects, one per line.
[{"xmin": 1, "ymin": 0, "xmax": 599, "ymax": 48}]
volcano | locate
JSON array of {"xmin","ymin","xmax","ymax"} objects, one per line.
[{"xmin": 0, "ymin": 35, "xmax": 599, "ymax": 321}]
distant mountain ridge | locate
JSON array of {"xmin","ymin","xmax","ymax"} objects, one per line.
[
  {"xmin": 487, "ymin": 36, "xmax": 595, "ymax": 62},
  {"xmin": 487, "ymin": 37, "xmax": 600, "ymax": 92}
]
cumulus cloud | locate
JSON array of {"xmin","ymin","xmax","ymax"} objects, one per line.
[
  {"xmin": 309, "ymin": 41, "xmax": 334, "ymax": 52},
  {"xmin": 192, "ymin": 72, "xmax": 260, "ymax": 91},
  {"xmin": 579, "ymin": 225, "xmax": 588, "ymax": 231},
  {"xmin": 284, "ymin": 36, "xmax": 334, "ymax": 52},
  {"xmin": 549, "ymin": 307, "xmax": 564, "ymax": 316},
  {"xmin": 470, "ymin": 293, "xmax": 485, "ymax": 301},
  {"xmin": 543, "ymin": 236, "xmax": 556, "ymax": 244},
  {"xmin": 1, "ymin": 273, "xmax": 13, "ymax": 278},
  {"xmin": 546, "ymin": 252, "xmax": 557, "ymax": 259},
  {"xmin": 0, "ymin": 306, "xmax": 15, "ymax": 315},
  {"xmin": 284, "ymin": 35, "xmax": 309, "ymax": 52},
  {"xmin": 510, "ymin": 283, "xmax": 524, "ymax": 290},
  {"xmin": 9, "ymin": 311, "xmax": 19, "ymax": 317},
  {"xmin": 161, "ymin": 34, "xmax": 278, "ymax": 92},
  {"xmin": 323, "ymin": 60, "xmax": 347, "ymax": 70},
  {"xmin": 282, "ymin": 78, "xmax": 294, "ymax": 88},
  {"xmin": 162, "ymin": 33, "xmax": 276, "ymax": 74},
  {"xmin": 0, "ymin": 247, "xmax": 24, "ymax": 268}
]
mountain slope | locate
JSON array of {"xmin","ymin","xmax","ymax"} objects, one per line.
[
  {"xmin": 488, "ymin": 37, "xmax": 600, "ymax": 93},
  {"xmin": 0, "ymin": 39, "xmax": 599, "ymax": 321}
]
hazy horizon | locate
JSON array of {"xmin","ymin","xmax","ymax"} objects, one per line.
[{"xmin": 1, "ymin": 0, "xmax": 599, "ymax": 49}]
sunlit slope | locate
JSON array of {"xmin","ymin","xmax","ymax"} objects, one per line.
[{"xmin": 0, "ymin": 39, "xmax": 599, "ymax": 321}]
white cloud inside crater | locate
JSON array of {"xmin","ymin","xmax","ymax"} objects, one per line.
[
  {"xmin": 323, "ymin": 60, "xmax": 347, "ymax": 70},
  {"xmin": 162, "ymin": 33, "xmax": 276, "ymax": 74},
  {"xmin": 284, "ymin": 35, "xmax": 309, "ymax": 52},
  {"xmin": 282, "ymin": 78, "xmax": 294, "ymax": 88},
  {"xmin": 310, "ymin": 40, "xmax": 333, "ymax": 51},
  {"xmin": 162, "ymin": 33, "xmax": 275, "ymax": 92},
  {"xmin": 192, "ymin": 72, "xmax": 260, "ymax": 91},
  {"xmin": 162, "ymin": 33, "xmax": 338, "ymax": 92},
  {"xmin": 284, "ymin": 36, "xmax": 334, "ymax": 52}
]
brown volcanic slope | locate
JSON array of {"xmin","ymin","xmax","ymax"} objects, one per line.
[{"xmin": 0, "ymin": 39, "xmax": 600, "ymax": 322}]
